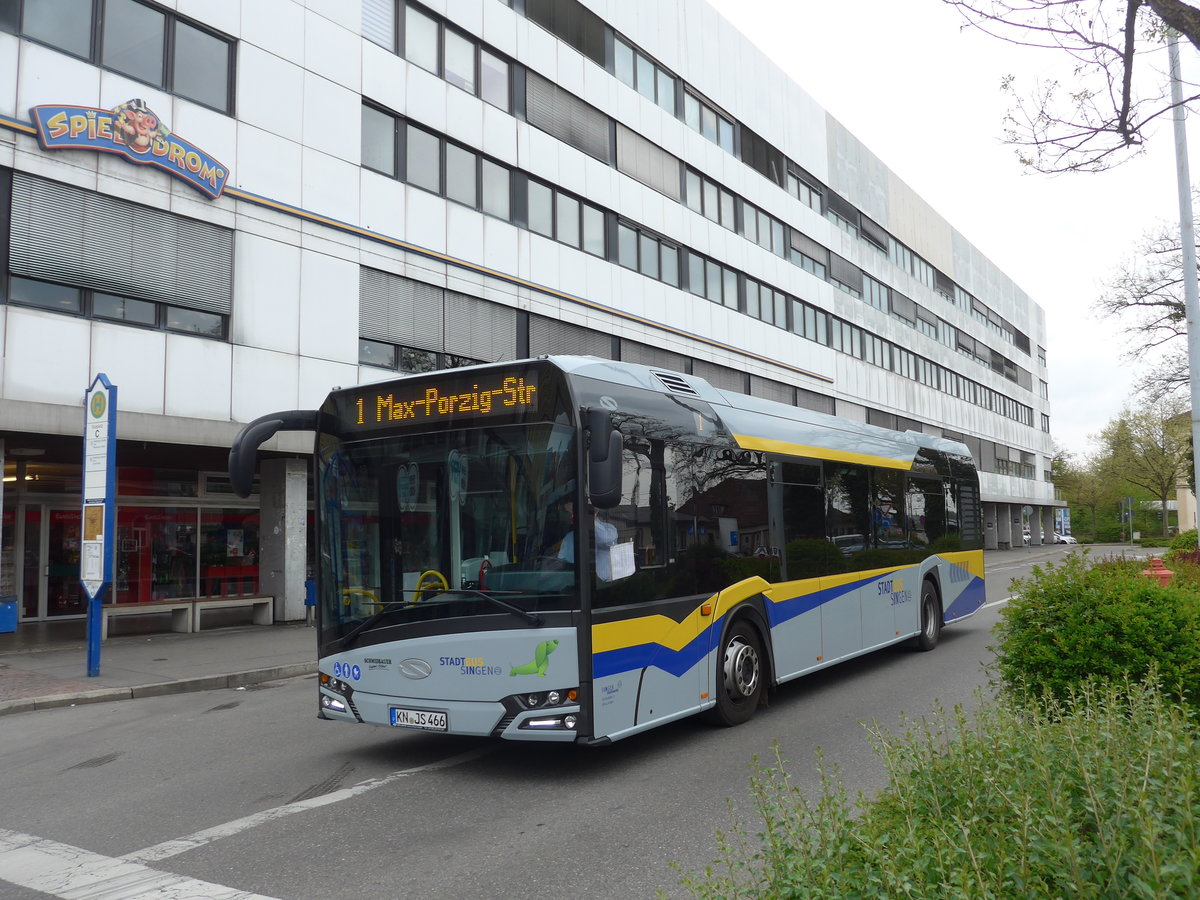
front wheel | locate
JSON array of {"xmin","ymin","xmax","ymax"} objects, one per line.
[
  {"xmin": 706, "ymin": 619, "xmax": 765, "ymax": 726},
  {"xmin": 915, "ymin": 580, "xmax": 941, "ymax": 651}
]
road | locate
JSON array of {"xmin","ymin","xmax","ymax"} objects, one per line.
[{"xmin": 0, "ymin": 546, "xmax": 1127, "ymax": 899}]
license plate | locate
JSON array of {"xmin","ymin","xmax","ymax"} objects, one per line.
[{"xmin": 390, "ymin": 707, "xmax": 448, "ymax": 731}]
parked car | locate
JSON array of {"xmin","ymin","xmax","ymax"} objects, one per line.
[
  {"xmin": 1022, "ymin": 529, "xmax": 1031, "ymax": 545},
  {"xmin": 1054, "ymin": 532, "xmax": 1078, "ymax": 544}
]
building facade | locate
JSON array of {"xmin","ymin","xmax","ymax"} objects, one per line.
[{"xmin": 0, "ymin": 0, "xmax": 1058, "ymax": 625}]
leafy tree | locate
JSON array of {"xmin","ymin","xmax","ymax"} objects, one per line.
[
  {"xmin": 1057, "ymin": 455, "xmax": 1123, "ymax": 537},
  {"xmin": 1096, "ymin": 396, "xmax": 1192, "ymax": 535},
  {"xmin": 944, "ymin": 0, "xmax": 1200, "ymax": 172}
]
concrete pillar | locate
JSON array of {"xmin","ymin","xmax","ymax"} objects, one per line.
[
  {"xmin": 0, "ymin": 438, "xmax": 8, "ymax": 600},
  {"xmin": 1011, "ymin": 507, "xmax": 1024, "ymax": 547},
  {"xmin": 983, "ymin": 502, "xmax": 999, "ymax": 550},
  {"xmin": 1029, "ymin": 510, "xmax": 1044, "ymax": 545},
  {"xmin": 260, "ymin": 458, "xmax": 308, "ymax": 622},
  {"xmin": 994, "ymin": 502, "xmax": 1011, "ymax": 549},
  {"xmin": 1042, "ymin": 507, "xmax": 1056, "ymax": 543}
]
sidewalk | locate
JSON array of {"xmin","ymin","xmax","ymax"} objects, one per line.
[{"xmin": 0, "ymin": 618, "xmax": 316, "ymax": 718}]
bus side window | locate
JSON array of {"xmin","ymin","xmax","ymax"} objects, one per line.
[
  {"xmin": 826, "ymin": 465, "xmax": 870, "ymax": 559},
  {"xmin": 907, "ymin": 477, "xmax": 947, "ymax": 553},
  {"xmin": 778, "ymin": 461, "xmax": 827, "ymax": 580}
]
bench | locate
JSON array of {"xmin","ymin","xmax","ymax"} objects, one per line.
[
  {"xmin": 101, "ymin": 600, "xmax": 193, "ymax": 640},
  {"xmin": 191, "ymin": 596, "xmax": 274, "ymax": 631}
]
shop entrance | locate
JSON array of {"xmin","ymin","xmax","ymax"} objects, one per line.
[{"xmin": 15, "ymin": 505, "xmax": 87, "ymax": 620}]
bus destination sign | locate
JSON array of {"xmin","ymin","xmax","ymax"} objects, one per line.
[{"xmin": 345, "ymin": 372, "xmax": 540, "ymax": 431}]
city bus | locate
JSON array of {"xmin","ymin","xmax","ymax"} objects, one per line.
[{"xmin": 229, "ymin": 356, "xmax": 984, "ymax": 745}]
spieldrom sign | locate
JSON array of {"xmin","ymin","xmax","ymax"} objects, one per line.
[{"xmin": 31, "ymin": 99, "xmax": 230, "ymax": 199}]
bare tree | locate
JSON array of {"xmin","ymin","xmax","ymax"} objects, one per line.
[
  {"xmin": 944, "ymin": 0, "xmax": 1200, "ymax": 172},
  {"xmin": 1095, "ymin": 209, "xmax": 1198, "ymax": 397}
]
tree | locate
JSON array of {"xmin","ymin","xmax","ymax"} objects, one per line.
[
  {"xmin": 1054, "ymin": 451, "xmax": 1122, "ymax": 537},
  {"xmin": 1096, "ymin": 396, "xmax": 1192, "ymax": 535},
  {"xmin": 943, "ymin": 0, "xmax": 1200, "ymax": 172},
  {"xmin": 1095, "ymin": 210, "xmax": 1196, "ymax": 398}
]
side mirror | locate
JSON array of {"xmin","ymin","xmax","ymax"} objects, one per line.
[
  {"xmin": 228, "ymin": 410, "xmax": 320, "ymax": 497},
  {"xmin": 586, "ymin": 407, "xmax": 622, "ymax": 510}
]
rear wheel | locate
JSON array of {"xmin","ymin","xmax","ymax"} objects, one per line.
[
  {"xmin": 915, "ymin": 580, "xmax": 941, "ymax": 651},
  {"xmin": 706, "ymin": 619, "xmax": 764, "ymax": 726}
]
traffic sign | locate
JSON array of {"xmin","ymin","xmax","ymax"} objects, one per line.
[{"xmin": 82, "ymin": 373, "xmax": 117, "ymax": 676}]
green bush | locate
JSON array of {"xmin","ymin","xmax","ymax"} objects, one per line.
[
  {"xmin": 1170, "ymin": 529, "xmax": 1198, "ymax": 552},
  {"xmin": 673, "ymin": 679, "xmax": 1200, "ymax": 899},
  {"xmin": 994, "ymin": 553, "xmax": 1200, "ymax": 709},
  {"xmin": 1139, "ymin": 536, "xmax": 1169, "ymax": 548}
]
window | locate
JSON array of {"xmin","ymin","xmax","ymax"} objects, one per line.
[
  {"xmin": 21, "ymin": 0, "xmax": 92, "ymax": 58},
  {"xmin": 103, "ymin": 0, "xmax": 166, "ymax": 87},
  {"xmin": 166, "ymin": 306, "xmax": 223, "ymax": 337},
  {"xmin": 362, "ymin": 104, "xmax": 398, "ymax": 176},
  {"xmin": 684, "ymin": 89, "xmax": 734, "ymax": 153},
  {"xmin": 362, "ymin": 0, "xmax": 395, "ymax": 49},
  {"xmin": 445, "ymin": 144, "xmax": 477, "ymax": 207},
  {"xmin": 481, "ymin": 159, "xmax": 510, "ymax": 219},
  {"xmin": 556, "ymin": 194, "xmax": 580, "ymax": 248},
  {"xmin": 359, "ymin": 338, "xmax": 397, "ymax": 370},
  {"xmin": 9, "ymin": 276, "xmax": 81, "ymax": 313},
  {"xmin": 9, "ymin": 275, "xmax": 227, "ymax": 338},
  {"xmin": 442, "ymin": 28, "xmax": 475, "ymax": 93},
  {"xmin": 405, "ymin": 123, "xmax": 441, "ymax": 193},
  {"xmin": 479, "ymin": 49, "xmax": 509, "ymax": 110},
  {"xmin": 524, "ymin": 0, "xmax": 605, "ymax": 66},
  {"xmin": 582, "ymin": 203, "xmax": 605, "ymax": 256},
  {"xmin": 614, "ymin": 35, "xmax": 677, "ymax": 113},
  {"xmin": 404, "ymin": 4, "xmax": 439, "ymax": 73},
  {"xmin": 173, "ymin": 19, "xmax": 232, "ymax": 111},
  {"xmin": 9, "ymin": 173, "xmax": 234, "ymax": 328},
  {"xmin": 94, "ymin": 291, "xmax": 156, "ymax": 325},
  {"xmin": 527, "ymin": 180, "xmax": 554, "ymax": 237},
  {"xmin": 618, "ymin": 223, "xmax": 637, "ymax": 269},
  {"xmin": 660, "ymin": 243, "xmax": 679, "ymax": 287},
  {"xmin": 11, "ymin": 0, "xmax": 235, "ymax": 113}
]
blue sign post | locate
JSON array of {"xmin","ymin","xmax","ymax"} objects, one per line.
[{"xmin": 82, "ymin": 374, "xmax": 117, "ymax": 677}]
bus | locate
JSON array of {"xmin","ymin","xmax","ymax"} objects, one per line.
[{"xmin": 229, "ymin": 356, "xmax": 984, "ymax": 745}]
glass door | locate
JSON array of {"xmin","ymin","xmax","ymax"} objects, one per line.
[
  {"xmin": 12, "ymin": 504, "xmax": 87, "ymax": 620},
  {"xmin": 47, "ymin": 508, "xmax": 86, "ymax": 617}
]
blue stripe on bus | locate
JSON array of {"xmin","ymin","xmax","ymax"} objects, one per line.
[
  {"xmin": 943, "ymin": 575, "xmax": 986, "ymax": 620},
  {"xmin": 592, "ymin": 615, "xmax": 726, "ymax": 680},
  {"xmin": 765, "ymin": 576, "xmax": 874, "ymax": 627},
  {"xmin": 591, "ymin": 569, "xmax": 985, "ymax": 681}
]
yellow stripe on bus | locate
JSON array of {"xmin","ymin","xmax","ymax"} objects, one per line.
[{"xmin": 730, "ymin": 435, "xmax": 914, "ymax": 470}]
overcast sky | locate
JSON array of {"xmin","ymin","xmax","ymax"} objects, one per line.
[{"xmin": 705, "ymin": 0, "xmax": 1198, "ymax": 458}]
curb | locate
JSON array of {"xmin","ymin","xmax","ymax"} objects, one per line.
[{"xmin": 0, "ymin": 662, "xmax": 315, "ymax": 717}]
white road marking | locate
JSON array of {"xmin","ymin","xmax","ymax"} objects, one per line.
[
  {"xmin": 0, "ymin": 828, "xmax": 280, "ymax": 899},
  {"xmin": 0, "ymin": 746, "xmax": 492, "ymax": 898},
  {"xmin": 981, "ymin": 596, "xmax": 1012, "ymax": 611},
  {"xmin": 124, "ymin": 746, "xmax": 492, "ymax": 863}
]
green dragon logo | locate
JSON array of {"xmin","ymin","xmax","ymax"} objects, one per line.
[{"xmin": 510, "ymin": 640, "xmax": 559, "ymax": 676}]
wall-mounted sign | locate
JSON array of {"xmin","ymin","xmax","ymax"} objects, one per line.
[{"xmin": 31, "ymin": 99, "xmax": 230, "ymax": 199}]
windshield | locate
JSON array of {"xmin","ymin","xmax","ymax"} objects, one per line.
[{"xmin": 317, "ymin": 423, "xmax": 579, "ymax": 640}]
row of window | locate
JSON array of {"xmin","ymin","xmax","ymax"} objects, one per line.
[
  {"xmin": 1, "ymin": 0, "xmax": 235, "ymax": 114},
  {"xmin": 493, "ymin": 0, "xmax": 1042, "ymax": 366},
  {"xmin": 361, "ymin": 109, "xmax": 1036, "ymax": 427},
  {"xmin": 367, "ymin": 1, "xmax": 1043, "ymax": 391},
  {"xmin": 7, "ymin": 275, "xmax": 226, "ymax": 338}
]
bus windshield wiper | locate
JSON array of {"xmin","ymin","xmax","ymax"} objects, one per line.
[
  {"xmin": 461, "ymin": 589, "xmax": 544, "ymax": 626},
  {"xmin": 339, "ymin": 590, "xmax": 543, "ymax": 648},
  {"xmin": 339, "ymin": 599, "xmax": 422, "ymax": 649}
]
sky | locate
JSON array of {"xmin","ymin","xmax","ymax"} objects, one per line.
[{"xmin": 705, "ymin": 0, "xmax": 1199, "ymax": 458}]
